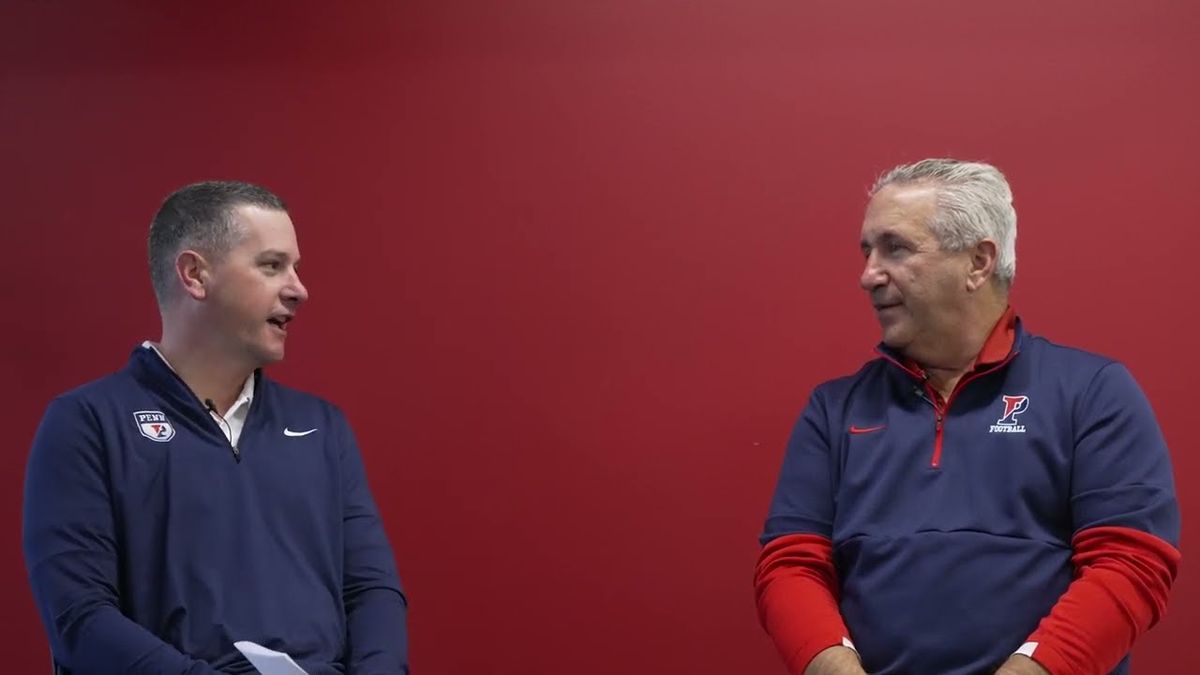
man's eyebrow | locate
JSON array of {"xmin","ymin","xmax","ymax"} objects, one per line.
[{"xmin": 862, "ymin": 231, "xmax": 907, "ymax": 249}]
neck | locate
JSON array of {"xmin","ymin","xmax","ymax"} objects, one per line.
[
  {"xmin": 909, "ymin": 291, "xmax": 1008, "ymax": 400},
  {"xmin": 923, "ymin": 365, "xmax": 970, "ymax": 402},
  {"xmin": 158, "ymin": 319, "xmax": 253, "ymax": 414}
]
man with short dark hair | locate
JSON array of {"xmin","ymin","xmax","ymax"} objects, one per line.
[
  {"xmin": 755, "ymin": 159, "xmax": 1180, "ymax": 675},
  {"xmin": 23, "ymin": 181, "xmax": 408, "ymax": 674}
]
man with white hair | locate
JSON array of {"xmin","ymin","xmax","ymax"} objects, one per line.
[
  {"xmin": 23, "ymin": 181, "xmax": 408, "ymax": 674},
  {"xmin": 755, "ymin": 159, "xmax": 1180, "ymax": 675}
]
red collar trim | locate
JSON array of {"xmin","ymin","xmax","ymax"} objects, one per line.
[
  {"xmin": 975, "ymin": 305, "xmax": 1017, "ymax": 366},
  {"xmin": 902, "ymin": 306, "xmax": 1016, "ymax": 375}
]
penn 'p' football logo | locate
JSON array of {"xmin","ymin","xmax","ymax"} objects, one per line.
[
  {"xmin": 134, "ymin": 410, "xmax": 176, "ymax": 442},
  {"xmin": 989, "ymin": 395, "xmax": 1029, "ymax": 433}
]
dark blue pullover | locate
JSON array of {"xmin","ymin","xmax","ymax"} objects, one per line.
[{"xmin": 24, "ymin": 345, "xmax": 408, "ymax": 674}]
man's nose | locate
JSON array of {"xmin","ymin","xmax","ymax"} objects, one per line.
[
  {"xmin": 860, "ymin": 251, "xmax": 887, "ymax": 291},
  {"xmin": 284, "ymin": 270, "xmax": 309, "ymax": 304}
]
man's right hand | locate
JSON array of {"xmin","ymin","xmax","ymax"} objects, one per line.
[{"xmin": 804, "ymin": 646, "xmax": 867, "ymax": 675}]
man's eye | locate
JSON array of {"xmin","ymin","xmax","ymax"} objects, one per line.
[{"xmin": 261, "ymin": 260, "xmax": 282, "ymax": 272}]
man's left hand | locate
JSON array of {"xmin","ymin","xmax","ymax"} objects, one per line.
[{"xmin": 995, "ymin": 654, "xmax": 1049, "ymax": 675}]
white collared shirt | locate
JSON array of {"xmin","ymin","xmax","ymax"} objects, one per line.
[{"xmin": 142, "ymin": 341, "xmax": 254, "ymax": 448}]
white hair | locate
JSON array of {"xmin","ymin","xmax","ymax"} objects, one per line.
[{"xmin": 870, "ymin": 158, "xmax": 1017, "ymax": 287}]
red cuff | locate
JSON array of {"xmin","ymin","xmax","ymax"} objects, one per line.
[
  {"xmin": 755, "ymin": 533, "xmax": 849, "ymax": 675},
  {"xmin": 1026, "ymin": 526, "xmax": 1180, "ymax": 675}
]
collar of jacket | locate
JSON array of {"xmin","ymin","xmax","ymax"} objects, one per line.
[
  {"xmin": 875, "ymin": 306, "xmax": 1024, "ymax": 382},
  {"xmin": 126, "ymin": 344, "xmax": 265, "ymax": 439}
]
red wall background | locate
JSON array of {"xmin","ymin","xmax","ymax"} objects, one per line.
[{"xmin": 2, "ymin": 2, "xmax": 1197, "ymax": 672}]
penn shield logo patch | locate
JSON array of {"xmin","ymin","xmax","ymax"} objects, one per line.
[
  {"xmin": 989, "ymin": 395, "xmax": 1029, "ymax": 434},
  {"xmin": 134, "ymin": 410, "xmax": 176, "ymax": 442}
]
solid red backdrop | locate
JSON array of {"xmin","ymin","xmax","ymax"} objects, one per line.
[{"xmin": 2, "ymin": 2, "xmax": 1196, "ymax": 672}]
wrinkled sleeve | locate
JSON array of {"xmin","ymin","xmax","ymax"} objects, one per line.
[
  {"xmin": 336, "ymin": 410, "xmax": 409, "ymax": 674},
  {"xmin": 756, "ymin": 391, "xmax": 856, "ymax": 674},
  {"xmin": 23, "ymin": 395, "xmax": 220, "ymax": 675},
  {"xmin": 1022, "ymin": 363, "xmax": 1181, "ymax": 675}
]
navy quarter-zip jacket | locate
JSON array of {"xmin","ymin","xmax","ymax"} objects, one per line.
[
  {"xmin": 23, "ymin": 345, "xmax": 408, "ymax": 674},
  {"xmin": 758, "ymin": 317, "xmax": 1180, "ymax": 674}
]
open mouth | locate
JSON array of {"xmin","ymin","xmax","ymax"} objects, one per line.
[{"xmin": 267, "ymin": 315, "xmax": 292, "ymax": 332}]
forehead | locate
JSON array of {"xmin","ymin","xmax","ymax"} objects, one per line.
[
  {"xmin": 229, "ymin": 205, "xmax": 299, "ymax": 253},
  {"xmin": 861, "ymin": 183, "xmax": 938, "ymax": 241}
]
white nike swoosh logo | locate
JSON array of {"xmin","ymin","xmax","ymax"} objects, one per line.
[{"xmin": 283, "ymin": 428, "xmax": 318, "ymax": 437}]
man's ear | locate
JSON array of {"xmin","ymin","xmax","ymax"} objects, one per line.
[
  {"xmin": 966, "ymin": 239, "xmax": 998, "ymax": 292},
  {"xmin": 176, "ymin": 250, "xmax": 212, "ymax": 301}
]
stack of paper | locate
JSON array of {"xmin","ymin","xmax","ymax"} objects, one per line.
[{"xmin": 233, "ymin": 641, "xmax": 310, "ymax": 675}]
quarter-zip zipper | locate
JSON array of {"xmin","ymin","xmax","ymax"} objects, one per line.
[
  {"xmin": 878, "ymin": 350, "xmax": 1019, "ymax": 468},
  {"xmin": 914, "ymin": 379, "xmax": 949, "ymax": 468},
  {"xmin": 932, "ymin": 411, "xmax": 945, "ymax": 467},
  {"xmin": 160, "ymin": 360, "xmax": 246, "ymax": 463},
  {"xmin": 204, "ymin": 399, "xmax": 242, "ymax": 463},
  {"xmin": 137, "ymin": 346, "xmax": 253, "ymax": 464}
]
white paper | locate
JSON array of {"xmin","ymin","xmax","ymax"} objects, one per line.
[{"xmin": 234, "ymin": 641, "xmax": 310, "ymax": 675}]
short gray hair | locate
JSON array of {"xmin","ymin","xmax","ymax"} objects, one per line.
[
  {"xmin": 870, "ymin": 158, "xmax": 1017, "ymax": 287},
  {"xmin": 148, "ymin": 180, "xmax": 287, "ymax": 308}
]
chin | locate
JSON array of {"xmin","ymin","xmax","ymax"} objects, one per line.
[
  {"xmin": 251, "ymin": 346, "xmax": 286, "ymax": 366},
  {"xmin": 879, "ymin": 326, "xmax": 912, "ymax": 350}
]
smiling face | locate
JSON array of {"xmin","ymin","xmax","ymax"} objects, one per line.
[
  {"xmin": 201, "ymin": 205, "xmax": 309, "ymax": 368},
  {"xmin": 859, "ymin": 183, "xmax": 975, "ymax": 358}
]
